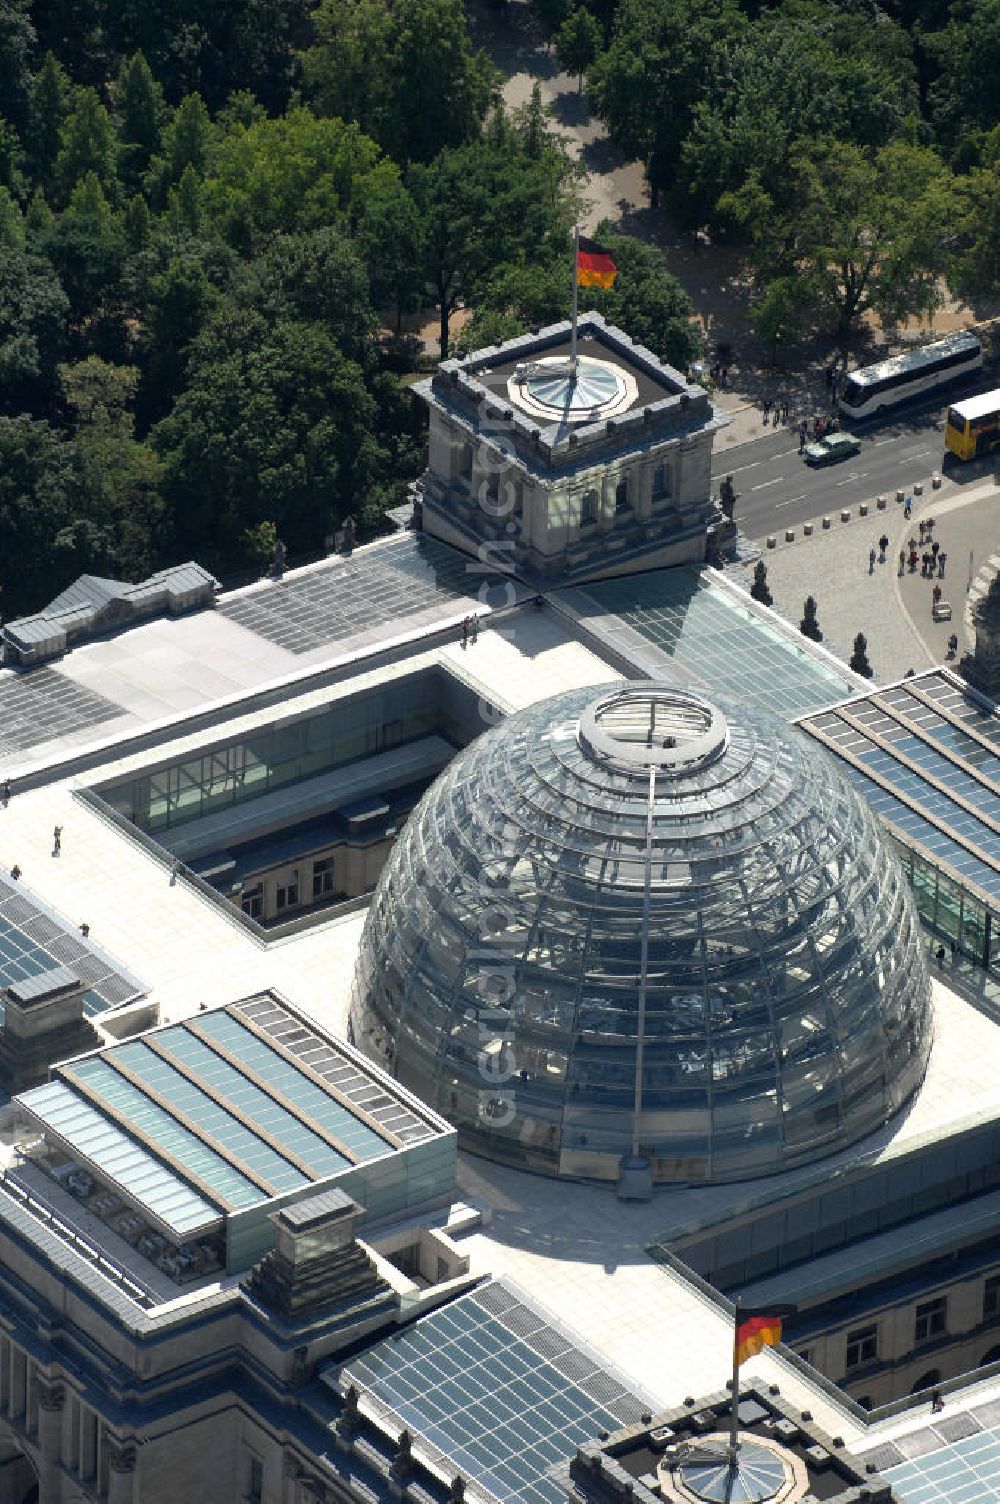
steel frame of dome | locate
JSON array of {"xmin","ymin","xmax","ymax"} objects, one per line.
[{"xmin": 349, "ymin": 683, "xmax": 933, "ymax": 1185}]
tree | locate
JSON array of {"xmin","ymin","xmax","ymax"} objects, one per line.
[
  {"xmin": 556, "ymin": 7, "xmax": 603, "ymax": 92},
  {"xmin": 675, "ymin": 7, "xmax": 917, "ymax": 235},
  {"xmin": 0, "ymin": 189, "xmax": 68, "ymax": 415},
  {"xmin": 304, "ymin": 0, "xmax": 497, "ymax": 164},
  {"xmin": 200, "ymin": 108, "xmax": 398, "ymax": 253},
  {"xmin": 144, "ymin": 92, "xmax": 212, "ymax": 206},
  {"xmin": 950, "ymin": 163, "xmax": 1000, "ymax": 303},
  {"xmin": 113, "ymin": 52, "xmax": 164, "ymax": 190},
  {"xmin": 229, "ymin": 229, "xmax": 377, "ymax": 365},
  {"xmin": 750, "ymin": 560, "xmax": 772, "ymax": 606},
  {"xmin": 850, "ymin": 631, "xmax": 873, "ymax": 678},
  {"xmin": 0, "ymin": 416, "xmax": 78, "ymax": 618},
  {"xmin": 589, "ymin": 0, "xmax": 747, "ymax": 206},
  {"xmin": 749, "ymin": 139, "xmax": 956, "ymax": 345},
  {"xmin": 0, "ymin": 0, "xmax": 36, "ymax": 132},
  {"xmin": 54, "ymin": 87, "xmax": 117, "ymax": 205},
  {"xmin": 800, "ymin": 595, "xmax": 823, "ymax": 640},
  {"xmin": 153, "ymin": 312, "xmax": 383, "ymax": 565},
  {"xmin": 49, "ymin": 172, "xmax": 124, "ymax": 329},
  {"xmin": 57, "ymin": 356, "xmax": 163, "ymax": 581},
  {"xmin": 925, "ymin": 0, "xmax": 1000, "ymax": 153},
  {"xmin": 26, "ymin": 52, "xmax": 69, "ymax": 190},
  {"xmin": 749, "ymin": 277, "xmax": 809, "ymax": 368}
]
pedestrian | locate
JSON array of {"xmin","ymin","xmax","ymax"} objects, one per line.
[
  {"xmin": 53, "ymin": 825, "xmax": 62, "ymax": 855},
  {"xmin": 721, "ymin": 366, "xmax": 728, "ymax": 388},
  {"xmin": 933, "ymin": 583, "xmax": 942, "ymax": 606},
  {"xmin": 935, "ymin": 944, "xmax": 946, "ymax": 967},
  {"xmin": 79, "ymin": 922, "xmax": 90, "ymax": 938},
  {"xmin": 931, "ymin": 540, "xmax": 940, "ymax": 561},
  {"xmin": 904, "ymin": 497, "xmax": 912, "ymax": 520},
  {"xmin": 909, "ymin": 550, "xmax": 918, "ymax": 572},
  {"xmin": 922, "ymin": 552, "xmax": 931, "ymax": 577},
  {"xmin": 772, "ymin": 405, "xmax": 780, "ymax": 427},
  {"xmin": 0, "ymin": 778, "xmax": 9, "ymax": 807},
  {"xmin": 798, "ymin": 419, "xmax": 808, "ymax": 453},
  {"xmin": 931, "ymin": 1389, "xmax": 945, "ymax": 1413},
  {"xmin": 461, "ymin": 616, "xmax": 469, "ymax": 647},
  {"xmin": 781, "ymin": 399, "xmax": 789, "ymax": 422},
  {"xmin": 950, "ymin": 938, "xmax": 957, "ymax": 961},
  {"xmin": 9, "ymin": 865, "xmax": 20, "ymax": 881},
  {"xmin": 878, "ymin": 533, "xmax": 889, "ymax": 562},
  {"xmin": 898, "ymin": 549, "xmax": 906, "ymax": 576},
  {"xmin": 762, "ymin": 396, "xmax": 772, "ymax": 420},
  {"xmin": 869, "ymin": 547, "xmax": 876, "ymax": 574},
  {"xmin": 471, "ymin": 615, "xmax": 479, "ymax": 643},
  {"xmin": 919, "ymin": 520, "xmax": 926, "ymax": 543},
  {"xmin": 825, "ymin": 364, "xmax": 834, "ymax": 389},
  {"xmin": 939, "ymin": 551, "xmax": 947, "ymax": 577}
]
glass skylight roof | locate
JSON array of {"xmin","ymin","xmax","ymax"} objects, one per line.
[
  {"xmin": 572, "ymin": 567, "xmax": 857, "ymax": 722},
  {"xmin": 20, "ymin": 1080, "xmax": 220, "ymax": 1238},
  {"xmin": 14, "ymin": 994, "xmax": 445, "ymax": 1239},
  {"xmin": 328, "ymin": 1280, "xmax": 651, "ymax": 1504},
  {"xmin": 858, "ymin": 1398, "xmax": 1000, "ymax": 1502},
  {"xmin": 799, "ymin": 671, "xmax": 1000, "ymax": 903}
]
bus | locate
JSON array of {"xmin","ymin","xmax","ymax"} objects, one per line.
[
  {"xmin": 945, "ymin": 388, "xmax": 1000, "ymax": 461},
  {"xmin": 837, "ymin": 331, "xmax": 982, "ymax": 421}
]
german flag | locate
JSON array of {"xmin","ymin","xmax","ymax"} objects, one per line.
[
  {"xmin": 735, "ymin": 1308, "xmax": 794, "ymax": 1365},
  {"xmin": 577, "ymin": 235, "xmax": 617, "ymax": 290}
]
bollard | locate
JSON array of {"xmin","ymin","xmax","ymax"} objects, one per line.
[
  {"xmin": 841, "ymin": 510, "xmax": 851, "ymax": 522},
  {"xmin": 859, "ymin": 502, "xmax": 868, "ymax": 516},
  {"xmin": 785, "ymin": 529, "xmax": 795, "ymax": 542},
  {"xmin": 914, "ymin": 481, "xmax": 923, "ymax": 495},
  {"xmin": 803, "ymin": 522, "xmax": 813, "ymax": 536},
  {"xmin": 876, "ymin": 496, "xmax": 887, "ymax": 510},
  {"xmin": 896, "ymin": 489, "xmax": 905, "ymax": 504},
  {"xmin": 822, "ymin": 516, "xmax": 831, "ymax": 529},
  {"xmin": 767, "ymin": 536, "xmax": 776, "ymax": 549},
  {"xmin": 932, "ymin": 472, "xmax": 942, "ymax": 489}
]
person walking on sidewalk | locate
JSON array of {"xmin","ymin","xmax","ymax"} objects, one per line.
[{"xmin": 878, "ymin": 533, "xmax": 889, "ymax": 562}]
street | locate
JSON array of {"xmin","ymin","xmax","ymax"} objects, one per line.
[{"xmin": 713, "ymin": 384, "xmax": 997, "ymax": 540}]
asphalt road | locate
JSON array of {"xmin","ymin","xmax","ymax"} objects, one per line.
[{"xmin": 712, "ymin": 381, "xmax": 997, "ymax": 540}]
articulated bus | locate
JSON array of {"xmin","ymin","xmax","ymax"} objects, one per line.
[
  {"xmin": 837, "ymin": 330, "xmax": 982, "ymax": 421},
  {"xmin": 945, "ymin": 388, "xmax": 1000, "ymax": 460}
]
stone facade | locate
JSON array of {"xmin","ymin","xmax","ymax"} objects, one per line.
[{"xmin": 412, "ymin": 315, "xmax": 727, "ymax": 585}]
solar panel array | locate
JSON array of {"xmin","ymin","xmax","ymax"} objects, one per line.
[
  {"xmin": 800, "ymin": 672, "xmax": 1000, "ymax": 902},
  {"xmin": 0, "ymin": 665, "xmax": 120, "ymax": 755},
  {"xmin": 218, "ymin": 535, "xmax": 483, "ymax": 655},
  {"xmin": 333, "ymin": 1279, "xmax": 651, "ymax": 1504},
  {"xmin": 232, "ymin": 994, "xmax": 436, "ymax": 1146},
  {"xmin": 0, "ymin": 872, "xmax": 145, "ymax": 1023},
  {"xmin": 578, "ymin": 567, "xmax": 858, "ymax": 723},
  {"xmin": 866, "ymin": 1411, "xmax": 1000, "ymax": 1503}
]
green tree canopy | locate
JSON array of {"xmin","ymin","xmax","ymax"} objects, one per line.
[
  {"xmin": 556, "ymin": 7, "xmax": 604, "ymax": 91},
  {"xmin": 199, "ymin": 108, "xmax": 399, "ymax": 253},
  {"xmin": 0, "ymin": 188, "xmax": 68, "ymax": 413},
  {"xmin": 304, "ymin": 0, "xmax": 497, "ymax": 163},
  {"xmin": 744, "ymin": 139, "xmax": 956, "ymax": 344},
  {"xmin": 0, "ymin": 416, "xmax": 77, "ymax": 619},
  {"xmin": 154, "ymin": 312, "xmax": 383, "ymax": 565},
  {"xmin": 589, "ymin": 0, "xmax": 747, "ymax": 204},
  {"xmin": 0, "ymin": 0, "xmax": 36, "ymax": 131},
  {"xmin": 113, "ymin": 52, "xmax": 165, "ymax": 189}
]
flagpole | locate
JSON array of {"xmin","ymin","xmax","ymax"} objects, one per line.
[
  {"xmin": 570, "ymin": 224, "xmax": 579, "ymax": 381},
  {"xmin": 728, "ymin": 1298, "xmax": 741, "ymax": 1466}
]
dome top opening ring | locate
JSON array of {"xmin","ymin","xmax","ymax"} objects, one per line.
[{"xmin": 578, "ymin": 688, "xmax": 729, "ymax": 776}]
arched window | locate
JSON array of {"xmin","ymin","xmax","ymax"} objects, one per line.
[
  {"xmin": 580, "ymin": 489, "xmax": 598, "ymax": 525},
  {"xmin": 911, "ymin": 1369, "xmax": 941, "ymax": 1395}
]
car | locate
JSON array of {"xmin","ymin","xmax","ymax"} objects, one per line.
[{"xmin": 803, "ymin": 431, "xmax": 862, "ymax": 466}]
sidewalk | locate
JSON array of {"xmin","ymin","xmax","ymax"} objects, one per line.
[{"xmin": 741, "ymin": 477, "xmax": 1000, "ymax": 683}]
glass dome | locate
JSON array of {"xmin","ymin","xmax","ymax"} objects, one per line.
[{"xmin": 349, "ymin": 684, "xmax": 933, "ymax": 1184}]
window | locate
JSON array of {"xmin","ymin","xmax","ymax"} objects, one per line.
[
  {"xmin": 795, "ymin": 1349, "xmax": 811, "ymax": 1367},
  {"xmin": 313, "ymin": 858, "xmax": 336, "ymax": 899},
  {"xmin": 652, "ymin": 464, "xmax": 670, "ymax": 499},
  {"xmin": 241, "ymin": 885, "xmax": 263, "ymax": 919},
  {"xmin": 615, "ymin": 478, "xmax": 629, "ymax": 513},
  {"xmin": 276, "ymin": 874, "xmax": 299, "ymax": 910},
  {"xmin": 580, "ymin": 488, "xmax": 598, "ymax": 525},
  {"xmin": 247, "ymin": 1453, "xmax": 264, "ymax": 1504},
  {"xmin": 845, "ymin": 1324, "xmax": 878, "ymax": 1370},
  {"xmin": 915, "ymin": 1297, "xmax": 947, "ymax": 1344},
  {"xmin": 459, "ymin": 442, "xmax": 473, "ymax": 480},
  {"xmin": 985, "ymin": 1276, "xmax": 1000, "ymax": 1321}
]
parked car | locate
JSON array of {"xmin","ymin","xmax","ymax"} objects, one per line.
[{"xmin": 803, "ymin": 431, "xmax": 862, "ymax": 466}]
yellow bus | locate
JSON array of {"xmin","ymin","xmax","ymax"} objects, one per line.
[{"xmin": 945, "ymin": 388, "xmax": 1000, "ymax": 460}]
